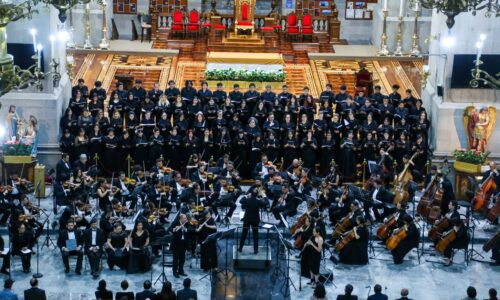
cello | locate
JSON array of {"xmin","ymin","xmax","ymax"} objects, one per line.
[
  {"xmin": 428, "ymin": 216, "xmax": 450, "ymax": 242},
  {"xmin": 483, "ymin": 231, "xmax": 500, "ymax": 252},
  {"xmin": 417, "ymin": 175, "xmax": 438, "ymax": 217},
  {"xmin": 487, "ymin": 192, "xmax": 500, "ymax": 223},
  {"xmin": 385, "ymin": 226, "xmax": 408, "ymax": 251},
  {"xmin": 376, "ymin": 214, "xmax": 398, "ymax": 240},
  {"xmin": 335, "ymin": 228, "xmax": 357, "ymax": 251},
  {"xmin": 473, "ymin": 171, "xmax": 497, "ymax": 211},
  {"xmin": 436, "ymin": 228, "xmax": 457, "ymax": 254}
]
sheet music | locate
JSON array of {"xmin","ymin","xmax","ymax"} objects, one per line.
[{"xmin": 0, "ymin": 248, "xmax": 9, "ymax": 255}]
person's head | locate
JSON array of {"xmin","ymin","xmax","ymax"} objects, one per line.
[
  {"xmin": 451, "ymin": 217, "xmax": 462, "ymax": 228},
  {"xmin": 120, "ymin": 280, "xmax": 129, "ymax": 291},
  {"xmin": 325, "ymin": 83, "xmax": 332, "ymax": 91},
  {"xmin": 183, "ymin": 277, "xmax": 191, "ymax": 289},
  {"xmin": 282, "ymin": 85, "xmax": 288, "ymax": 93},
  {"xmin": 78, "ymin": 78, "xmax": 85, "ymax": 87},
  {"xmin": 66, "ymin": 221, "xmax": 75, "ymax": 231},
  {"xmin": 374, "ymin": 284, "xmax": 382, "ymax": 293},
  {"xmin": 4, "ymin": 278, "xmax": 14, "ymax": 289},
  {"xmin": 313, "ymin": 226, "xmax": 322, "ymax": 237},
  {"xmin": 134, "ymin": 221, "xmax": 144, "ymax": 232},
  {"xmin": 345, "ymin": 284, "xmax": 353, "ymax": 295},
  {"xmin": 30, "ymin": 278, "xmax": 38, "ymax": 288},
  {"xmin": 233, "ymin": 83, "xmax": 239, "ymax": 91},
  {"xmin": 143, "ymin": 280, "xmax": 152, "ymax": 290},
  {"xmin": 90, "ymin": 218, "xmax": 98, "ymax": 229},
  {"xmin": 449, "ymin": 200, "xmax": 458, "ymax": 211},
  {"xmin": 402, "ymin": 214, "xmax": 413, "ymax": 225},
  {"xmin": 114, "ymin": 222, "xmax": 123, "ymax": 233},
  {"xmin": 313, "ymin": 283, "xmax": 326, "ymax": 298},
  {"xmin": 261, "ymin": 154, "xmax": 268, "ymax": 163},
  {"xmin": 467, "ymin": 286, "xmax": 477, "ymax": 298},
  {"xmin": 161, "ymin": 281, "xmax": 173, "ymax": 294},
  {"xmin": 19, "ymin": 223, "xmax": 26, "ymax": 234},
  {"xmin": 97, "ymin": 279, "xmax": 107, "ymax": 291},
  {"xmin": 489, "ymin": 288, "xmax": 497, "ymax": 299},
  {"xmin": 179, "ymin": 214, "xmax": 188, "ymax": 224},
  {"xmin": 400, "ymin": 288, "xmax": 409, "ymax": 297},
  {"xmin": 185, "ymin": 80, "xmax": 193, "ymax": 88}
]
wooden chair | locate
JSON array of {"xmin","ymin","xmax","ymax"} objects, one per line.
[
  {"xmin": 187, "ymin": 9, "xmax": 201, "ymax": 37},
  {"xmin": 301, "ymin": 13, "xmax": 313, "ymax": 41},
  {"xmin": 286, "ymin": 12, "xmax": 299, "ymax": 40},
  {"xmin": 234, "ymin": 0, "xmax": 255, "ymax": 34},
  {"xmin": 171, "ymin": 10, "xmax": 185, "ymax": 37},
  {"xmin": 355, "ymin": 66, "xmax": 373, "ymax": 95}
]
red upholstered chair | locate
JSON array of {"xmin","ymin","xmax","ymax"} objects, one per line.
[
  {"xmin": 234, "ymin": 0, "xmax": 255, "ymax": 34},
  {"xmin": 187, "ymin": 9, "xmax": 201, "ymax": 37},
  {"xmin": 301, "ymin": 14, "xmax": 313, "ymax": 41},
  {"xmin": 355, "ymin": 67, "xmax": 374, "ymax": 95},
  {"xmin": 286, "ymin": 12, "xmax": 299, "ymax": 40},
  {"xmin": 171, "ymin": 10, "xmax": 184, "ymax": 37}
]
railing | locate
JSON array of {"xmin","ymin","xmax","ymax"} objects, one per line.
[{"xmin": 152, "ymin": 11, "xmax": 329, "ymax": 34}]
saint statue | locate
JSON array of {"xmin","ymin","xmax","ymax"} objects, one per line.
[{"xmin": 463, "ymin": 106, "xmax": 497, "ymax": 152}]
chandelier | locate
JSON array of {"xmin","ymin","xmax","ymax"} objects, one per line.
[{"xmin": 417, "ymin": 0, "xmax": 499, "ymax": 29}]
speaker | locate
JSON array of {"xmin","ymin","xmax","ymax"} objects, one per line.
[{"xmin": 437, "ymin": 85, "xmax": 444, "ymax": 97}]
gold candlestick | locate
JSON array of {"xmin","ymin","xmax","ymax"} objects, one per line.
[
  {"xmin": 378, "ymin": 9, "xmax": 390, "ymax": 56},
  {"xmin": 83, "ymin": 3, "xmax": 93, "ymax": 49},
  {"xmin": 410, "ymin": 10, "xmax": 421, "ymax": 57},
  {"xmin": 394, "ymin": 15, "xmax": 404, "ymax": 56},
  {"xmin": 98, "ymin": 0, "xmax": 109, "ymax": 49}
]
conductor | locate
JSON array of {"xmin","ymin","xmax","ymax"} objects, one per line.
[{"xmin": 238, "ymin": 188, "xmax": 268, "ymax": 254}]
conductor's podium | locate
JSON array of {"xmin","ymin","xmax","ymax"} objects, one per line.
[{"xmin": 233, "ymin": 245, "xmax": 272, "ymax": 270}]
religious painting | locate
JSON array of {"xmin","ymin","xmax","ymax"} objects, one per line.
[
  {"xmin": 113, "ymin": 0, "xmax": 137, "ymax": 14},
  {"xmin": 463, "ymin": 106, "xmax": 497, "ymax": 152}
]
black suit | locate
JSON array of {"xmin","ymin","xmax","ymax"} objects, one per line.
[
  {"xmin": 367, "ymin": 292, "xmax": 388, "ymax": 300},
  {"xmin": 171, "ymin": 220, "xmax": 191, "ymax": 275},
  {"xmin": 239, "ymin": 194, "xmax": 267, "ymax": 252},
  {"xmin": 84, "ymin": 228, "xmax": 106, "ymax": 274},
  {"xmin": 136, "ymin": 290, "xmax": 156, "ymax": 300},
  {"xmin": 482, "ymin": 169, "xmax": 500, "ymax": 193},
  {"xmin": 176, "ymin": 287, "xmax": 197, "ymax": 300},
  {"xmin": 272, "ymin": 191, "xmax": 298, "ymax": 221},
  {"xmin": 56, "ymin": 159, "xmax": 72, "ymax": 181},
  {"xmin": 24, "ymin": 287, "xmax": 47, "ymax": 300},
  {"xmin": 336, "ymin": 295, "xmax": 358, "ymax": 300},
  {"xmin": 115, "ymin": 291, "xmax": 134, "ymax": 300},
  {"xmin": 57, "ymin": 229, "xmax": 84, "ymax": 272},
  {"xmin": 95, "ymin": 289, "xmax": 113, "ymax": 300}
]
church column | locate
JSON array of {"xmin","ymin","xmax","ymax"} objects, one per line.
[{"xmin": 422, "ymin": 10, "xmax": 500, "ymax": 157}]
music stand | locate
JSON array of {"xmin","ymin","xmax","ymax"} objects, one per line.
[
  {"xmin": 153, "ymin": 234, "xmax": 173, "ymax": 286},
  {"xmin": 200, "ymin": 231, "xmax": 223, "ymax": 283},
  {"xmin": 214, "ymin": 228, "xmax": 235, "ymax": 284},
  {"xmin": 276, "ymin": 226, "xmax": 296, "ymax": 297}
]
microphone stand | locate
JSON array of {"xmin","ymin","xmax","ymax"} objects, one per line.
[{"xmin": 32, "ymin": 237, "xmax": 43, "ymax": 278}]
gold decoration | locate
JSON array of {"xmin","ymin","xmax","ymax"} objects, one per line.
[{"xmin": 463, "ymin": 105, "xmax": 497, "ymax": 152}]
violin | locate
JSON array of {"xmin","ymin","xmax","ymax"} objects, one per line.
[
  {"xmin": 18, "ymin": 214, "xmax": 34, "ymax": 222},
  {"xmin": 123, "ymin": 177, "xmax": 137, "ymax": 186},
  {"xmin": 0, "ymin": 185, "xmax": 13, "ymax": 193}
]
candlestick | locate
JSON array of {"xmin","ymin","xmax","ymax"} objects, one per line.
[
  {"xmin": 399, "ymin": 0, "xmax": 404, "ymax": 16},
  {"xmin": 49, "ymin": 35, "xmax": 55, "ymax": 60},
  {"xmin": 36, "ymin": 44, "xmax": 42, "ymax": 69},
  {"xmin": 378, "ymin": 9, "xmax": 390, "ymax": 56},
  {"xmin": 99, "ymin": 0, "xmax": 110, "ymax": 50},
  {"xmin": 83, "ymin": 3, "xmax": 93, "ymax": 49},
  {"xmin": 410, "ymin": 9, "xmax": 421, "ymax": 57},
  {"xmin": 394, "ymin": 15, "xmax": 404, "ymax": 56},
  {"xmin": 30, "ymin": 29, "xmax": 37, "ymax": 53}
]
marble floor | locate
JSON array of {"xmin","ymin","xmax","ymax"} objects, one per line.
[{"xmin": 0, "ymin": 188, "xmax": 498, "ymax": 300}]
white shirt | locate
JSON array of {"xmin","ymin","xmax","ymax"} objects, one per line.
[
  {"xmin": 120, "ymin": 180, "xmax": 129, "ymax": 195},
  {"xmin": 91, "ymin": 230, "xmax": 97, "ymax": 245},
  {"xmin": 68, "ymin": 231, "xmax": 75, "ymax": 240}
]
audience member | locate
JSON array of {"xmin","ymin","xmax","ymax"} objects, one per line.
[
  {"xmin": 310, "ymin": 283, "xmax": 328, "ymax": 300},
  {"xmin": 136, "ymin": 280, "xmax": 156, "ymax": 300},
  {"xmin": 367, "ymin": 284, "xmax": 387, "ymax": 300},
  {"xmin": 24, "ymin": 278, "xmax": 47, "ymax": 300},
  {"xmin": 463, "ymin": 286, "xmax": 478, "ymax": 300},
  {"xmin": 156, "ymin": 281, "xmax": 177, "ymax": 300},
  {"xmin": 396, "ymin": 288, "xmax": 412, "ymax": 300},
  {"xmin": 0, "ymin": 279, "xmax": 18, "ymax": 300},
  {"xmin": 487, "ymin": 288, "xmax": 498, "ymax": 300},
  {"xmin": 115, "ymin": 280, "xmax": 134, "ymax": 300},
  {"xmin": 176, "ymin": 278, "xmax": 197, "ymax": 300},
  {"xmin": 336, "ymin": 284, "xmax": 357, "ymax": 300},
  {"xmin": 95, "ymin": 279, "xmax": 113, "ymax": 300}
]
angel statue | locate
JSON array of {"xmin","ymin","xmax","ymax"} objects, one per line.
[{"xmin": 463, "ymin": 106, "xmax": 497, "ymax": 152}]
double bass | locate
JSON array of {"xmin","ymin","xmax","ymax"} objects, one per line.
[
  {"xmin": 473, "ymin": 171, "xmax": 497, "ymax": 211},
  {"xmin": 487, "ymin": 192, "xmax": 500, "ymax": 223},
  {"xmin": 392, "ymin": 152, "xmax": 418, "ymax": 205},
  {"xmin": 417, "ymin": 175, "xmax": 439, "ymax": 217},
  {"xmin": 483, "ymin": 231, "xmax": 500, "ymax": 252}
]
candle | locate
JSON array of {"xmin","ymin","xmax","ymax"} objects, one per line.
[
  {"xmin": 30, "ymin": 29, "xmax": 37, "ymax": 53},
  {"xmin": 475, "ymin": 41, "xmax": 482, "ymax": 67},
  {"xmin": 49, "ymin": 35, "xmax": 55, "ymax": 61},
  {"xmin": 37, "ymin": 47, "xmax": 41, "ymax": 69},
  {"xmin": 415, "ymin": 0, "xmax": 419, "ymax": 11},
  {"xmin": 399, "ymin": 0, "xmax": 404, "ymax": 16},
  {"xmin": 383, "ymin": 0, "xmax": 388, "ymax": 10}
]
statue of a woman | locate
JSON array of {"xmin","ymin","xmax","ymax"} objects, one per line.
[{"xmin": 473, "ymin": 107, "xmax": 490, "ymax": 152}]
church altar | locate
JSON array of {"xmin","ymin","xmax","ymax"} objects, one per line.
[{"xmin": 206, "ymin": 51, "xmax": 284, "ymax": 64}]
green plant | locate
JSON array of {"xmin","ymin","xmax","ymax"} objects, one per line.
[
  {"xmin": 2, "ymin": 141, "xmax": 33, "ymax": 156},
  {"xmin": 205, "ymin": 69, "xmax": 286, "ymax": 82},
  {"xmin": 452, "ymin": 149, "xmax": 489, "ymax": 165}
]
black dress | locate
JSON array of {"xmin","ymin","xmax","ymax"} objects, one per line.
[
  {"xmin": 301, "ymin": 138, "xmax": 317, "ymax": 172},
  {"xmin": 199, "ymin": 217, "xmax": 217, "ymax": 270},
  {"xmin": 127, "ymin": 230, "xmax": 151, "ymax": 273},
  {"xmin": 308, "ymin": 237, "xmax": 322, "ymax": 275},
  {"xmin": 341, "ymin": 138, "xmax": 358, "ymax": 182},
  {"xmin": 391, "ymin": 223, "xmax": 419, "ymax": 264},
  {"xmin": 320, "ymin": 138, "xmax": 335, "ymax": 175},
  {"xmin": 103, "ymin": 136, "xmax": 120, "ymax": 174},
  {"xmin": 339, "ymin": 226, "xmax": 369, "ymax": 265},
  {"xmin": 107, "ymin": 231, "xmax": 128, "ymax": 270}
]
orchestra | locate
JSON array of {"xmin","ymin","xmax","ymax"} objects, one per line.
[{"xmin": 0, "ymin": 78, "xmax": 497, "ymax": 289}]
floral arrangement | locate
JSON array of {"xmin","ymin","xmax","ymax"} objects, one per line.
[
  {"xmin": 452, "ymin": 149, "xmax": 489, "ymax": 165},
  {"xmin": 2, "ymin": 140, "xmax": 33, "ymax": 156},
  {"xmin": 205, "ymin": 69, "xmax": 286, "ymax": 82}
]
